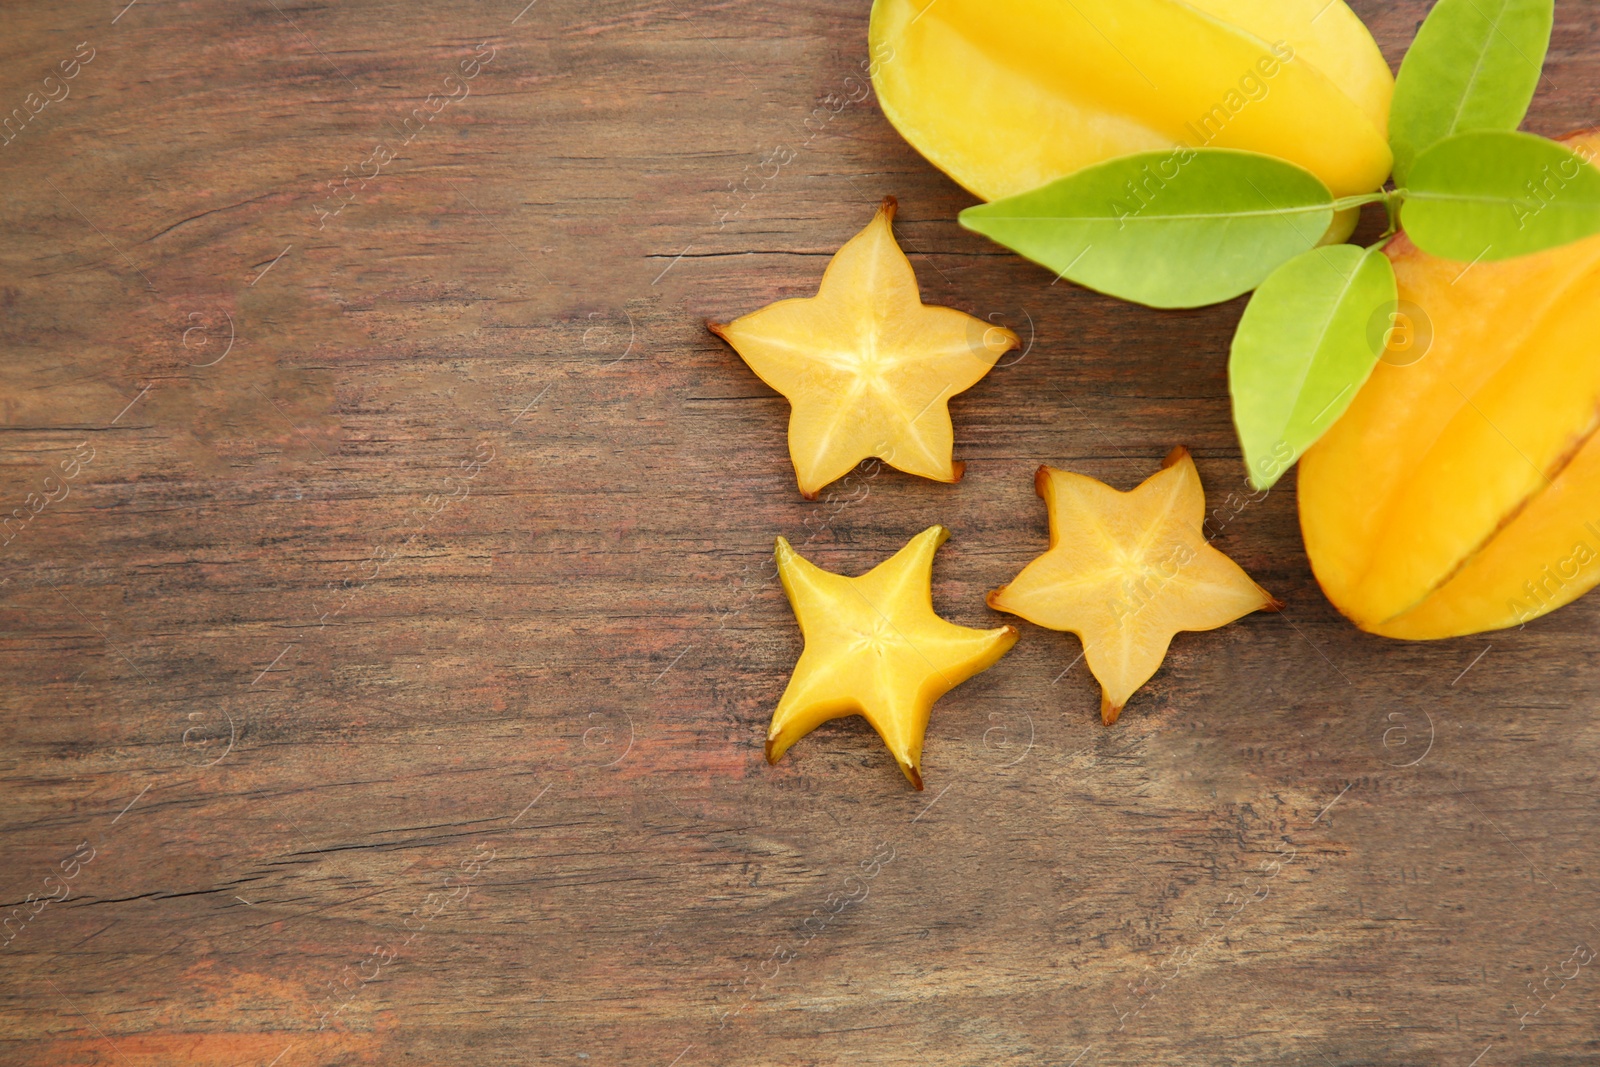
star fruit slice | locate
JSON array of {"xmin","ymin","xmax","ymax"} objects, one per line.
[
  {"xmin": 989, "ymin": 448, "xmax": 1280, "ymax": 724},
  {"xmin": 710, "ymin": 198, "xmax": 1019, "ymax": 499},
  {"xmin": 767, "ymin": 525, "xmax": 1019, "ymax": 789}
]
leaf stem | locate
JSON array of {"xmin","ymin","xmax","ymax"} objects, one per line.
[
  {"xmin": 1378, "ymin": 189, "xmax": 1408, "ymax": 238},
  {"xmin": 1331, "ymin": 192, "xmax": 1389, "ymax": 212}
]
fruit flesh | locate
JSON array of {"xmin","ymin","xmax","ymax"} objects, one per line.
[
  {"xmin": 710, "ymin": 198, "xmax": 1017, "ymax": 498},
  {"xmin": 767, "ymin": 526, "xmax": 1019, "ymax": 789},
  {"xmin": 1299, "ymin": 131, "xmax": 1600, "ymax": 639},
  {"xmin": 869, "ymin": 0, "xmax": 1393, "ymax": 203},
  {"xmin": 988, "ymin": 449, "xmax": 1277, "ymax": 722}
]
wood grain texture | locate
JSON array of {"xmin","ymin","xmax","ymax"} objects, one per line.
[{"xmin": 2, "ymin": 1, "xmax": 1599, "ymax": 1064}]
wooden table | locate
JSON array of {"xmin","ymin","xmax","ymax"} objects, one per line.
[{"xmin": 3, "ymin": 2, "xmax": 1598, "ymax": 1063}]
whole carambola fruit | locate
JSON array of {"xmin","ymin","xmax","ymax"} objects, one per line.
[
  {"xmin": 1300, "ymin": 131, "xmax": 1600, "ymax": 640},
  {"xmin": 868, "ymin": 0, "xmax": 1394, "ymax": 202}
]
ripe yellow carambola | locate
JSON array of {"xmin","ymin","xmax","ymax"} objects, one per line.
[
  {"xmin": 869, "ymin": 0, "xmax": 1393, "ymax": 203},
  {"xmin": 1300, "ymin": 132, "xmax": 1600, "ymax": 639}
]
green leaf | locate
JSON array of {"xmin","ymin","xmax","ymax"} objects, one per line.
[
  {"xmin": 958, "ymin": 149, "xmax": 1335, "ymax": 309},
  {"xmin": 1401, "ymin": 131, "xmax": 1600, "ymax": 261},
  {"xmin": 1389, "ymin": 0, "xmax": 1553, "ymax": 184},
  {"xmin": 1229, "ymin": 244, "xmax": 1397, "ymax": 491}
]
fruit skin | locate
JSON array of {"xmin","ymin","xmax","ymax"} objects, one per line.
[
  {"xmin": 1299, "ymin": 131, "xmax": 1600, "ymax": 640},
  {"xmin": 869, "ymin": 0, "xmax": 1393, "ymax": 204}
]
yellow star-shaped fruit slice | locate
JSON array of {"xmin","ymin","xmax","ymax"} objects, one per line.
[
  {"xmin": 766, "ymin": 525, "xmax": 1019, "ymax": 790},
  {"xmin": 710, "ymin": 197, "xmax": 1019, "ymax": 499},
  {"xmin": 988, "ymin": 448, "xmax": 1280, "ymax": 725}
]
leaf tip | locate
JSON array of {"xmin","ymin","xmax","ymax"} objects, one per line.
[{"xmin": 1246, "ymin": 465, "xmax": 1281, "ymax": 493}]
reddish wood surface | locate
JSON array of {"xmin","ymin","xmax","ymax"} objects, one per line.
[{"xmin": 2, "ymin": 2, "xmax": 1599, "ymax": 1064}]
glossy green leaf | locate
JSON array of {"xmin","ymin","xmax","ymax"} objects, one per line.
[
  {"xmin": 1389, "ymin": 0, "xmax": 1553, "ymax": 184},
  {"xmin": 1230, "ymin": 244, "xmax": 1396, "ymax": 491},
  {"xmin": 1402, "ymin": 131, "xmax": 1600, "ymax": 261},
  {"xmin": 959, "ymin": 149, "xmax": 1335, "ymax": 309}
]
